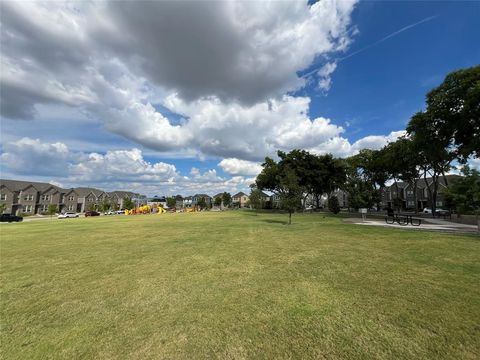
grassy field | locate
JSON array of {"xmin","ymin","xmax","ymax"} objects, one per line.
[{"xmin": 1, "ymin": 211, "xmax": 479, "ymax": 359}]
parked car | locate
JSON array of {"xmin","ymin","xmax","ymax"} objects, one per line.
[
  {"xmin": 423, "ymin": 208, "xmax": 450, "ymax": 215},
  {"xmin": 116, "ymin": 210, "xmax": 125, "ymax": 214},
  {"xmin": 0, "ymin": 213, "xmax": 23, "ymax": 222},
  {"xmin": 58, "ymin": 212, "xmax": 79, "ymax": 219},
  {"xmin": 85, "ymin": 211, "xmax": 100, "ymax": 217}
]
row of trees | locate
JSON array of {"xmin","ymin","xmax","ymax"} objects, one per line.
[
  {"xmin": 165, "ymin": 192, "xmax": 234, "ymax": 210},
  {"xmin": 255, "ymin": 151, "xmax": 346, "ymax": 224},
  {"xmin": 86, "ymin": 197, "xmax": 135, "ymax": 212},
  {"xmin": 254, "ymin": 65, "xmax": 479, "ymax": 224},
  {"xmin": 213, "ymin": 192, "xmax": 233, "ymax": 208}
]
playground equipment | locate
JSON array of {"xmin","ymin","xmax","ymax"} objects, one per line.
[
  {"xmin": 125, "ymin": 204, "xmax": 167, "ymax": 215},
  {"xmin": 124, "ymin": 204, "xmax": 199, "ymax": 215}
]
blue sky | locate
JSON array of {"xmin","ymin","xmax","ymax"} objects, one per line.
[
  {"xmin": 307, "ymin": 0, "xmax": 480, "ymax": 141},
  {"xmin": 1, "ymin": 0, "xmax": 479, "ymax": 195}
]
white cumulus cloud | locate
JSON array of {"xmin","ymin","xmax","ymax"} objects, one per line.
[
  {"xmin": 0, "ymin": 138, "xmax": 256, "ymax": 196},
  {"xmin": 218, "ymin": 158, "xmax": 263, "ymax": 176}
]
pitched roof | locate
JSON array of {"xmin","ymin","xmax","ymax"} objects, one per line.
[
  {"xmin": 390, "ymin": 182, "xmax": 409, "ymax": 189},
  {"xmin": 387, "ymin": 175, "xmax": 462, "ymax": 190},
  {"xmin": 108, "ymin": 190, "xmax": 138, "ymax": 198},
  {"xmin": 0, "ymin": 179, "xmax": 145, "ymax": 199},
  {"xmin": 233, "ymin": 192, "xmax": 247, "ymax": 198},
  {"xmin": 0, "ymin": 179, "xmax": 64, "ymax": 193},
  {"xmin": 213, "ymin": 193, "xmax": 224, "ymax": 198},
  {"xmin": 194, "ymin": 193, "xmax": 211, "ymax": 198},
  {"xmin": 63, "ymin": 188, "xmax": 78, "ymax": 196},
  {"xmin": 74, "ymin": 187, "xmax": 104, "ymax": 198}
]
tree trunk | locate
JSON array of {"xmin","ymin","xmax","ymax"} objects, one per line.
[
  {"xmin": 423, "ymin": 169, "xmax": 434, "ymax": 216},
  {"xmin": 432, "ymin": 173, "xmax": 439, "ymax": 217},
  {"xmin": 441, "ymin": 170, "xmax": 449, "ymax": 187},
  {"xmin": 394, "ymin": 178, "xmax": 400, "ymax": 213},
  {"xmin": 476, "ymin": 210, "xmax": 479, "ymax": 233},
  {"xmin": 288, "ymin": 211, "xmax": 292, "ymax": 225},
  {"xmin": 413, "ymin": 179, "xmax": 418, "ymax": 214},
  {"xmin": 302, "ymin": 193, "xmax": 309, "ymax": 211}
]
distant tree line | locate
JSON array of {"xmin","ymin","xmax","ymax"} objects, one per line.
[{"xmin": 254, "ymin": 65, "xmax": 480, "ymax": 224}]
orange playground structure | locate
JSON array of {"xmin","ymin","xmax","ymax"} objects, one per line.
[
  {"xmin": 124, "ymin": 204, "xmax": 200, "ymax": 215},
  {"xmin": 124, "ymin": 205, "xmax": 166, "ymax": 215}
]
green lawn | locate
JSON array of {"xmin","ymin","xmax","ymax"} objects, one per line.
[{"xmin": 1, "ymin": 211, "xmax": 479, "ymax": 359}]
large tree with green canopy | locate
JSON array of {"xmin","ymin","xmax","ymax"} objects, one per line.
[
  {"xmin": 424, "ymin": 65, "xmax": 480, "ymax": 161},
  {"xmin": 255, "ymin": 154, "xmax": 304, "ymax": 225},
  {"xmin": 407, "ymin": 111, "xmax": 453, "ymax": 215}
]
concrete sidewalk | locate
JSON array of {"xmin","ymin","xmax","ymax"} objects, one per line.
[{"xmin": 344, "ymin": 217, "xmax": 479, "ymax": 234}]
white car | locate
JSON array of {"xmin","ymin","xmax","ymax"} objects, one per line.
[
  {"xmin": 57, "ymin": 212, "xmax": 79, "ymax": 219},
  {"xmin": 423, "ymin": 208, "xmax": 449, "ymax": 215}
]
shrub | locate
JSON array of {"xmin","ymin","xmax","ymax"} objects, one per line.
[{"xmin": 328, "ymin": 196, "xmax": 341, "ymax": 214}]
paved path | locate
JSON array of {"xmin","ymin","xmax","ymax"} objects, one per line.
[{"xmin": 344, "ymin": 217, "xmax": 479, "ymax": 234}]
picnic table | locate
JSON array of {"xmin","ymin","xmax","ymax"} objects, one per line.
[{"xmin": 385, "ymin": 213, "xmax": 422, "ymax": 226}]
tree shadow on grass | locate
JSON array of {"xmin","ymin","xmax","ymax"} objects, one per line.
[
  {"xmin": 260, "ymin": 219, "xmax": 287, "ymax": 225},
  {"xmin": 238, "ymin": 211, "xmax": 258, "ymax": 217}
]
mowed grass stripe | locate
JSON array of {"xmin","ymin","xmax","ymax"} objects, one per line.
[{"xmin": 1, "ymin": 211, "xmax": 479, "ymax": 359}]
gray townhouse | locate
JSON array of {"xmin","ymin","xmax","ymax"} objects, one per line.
[
  {"xmin": 192, "ymin": 194, "xmax": 212, "ymax": 207},
  {"xmin": 321, "ymin": 176, "xmax": 459, "ymax": 211},
  {"xmin": 0, "ymin": 179, "xmax": 64, "ymax": 215},
  {"xmin": 0, "ymin": 179, "xmax": 142, "ymax": 215},
  {"xmin": 382, "ymin": 175, "xmax": 461, "ymax": 211}
]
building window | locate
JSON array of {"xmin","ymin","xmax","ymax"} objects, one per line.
[
  {"xmin": 0, "ymin": 194, "xmax": 6, "ymax": 201},
  {"xmin": 68, "ymin": 205, "xmax": 74, "ymax": 211},
  {"xmin": 407, "ymin": 201, "xmax": 415, "ymax": 206},
  {"xmin": 24, "ymin": 195, "xmax": 34, "ymax": 201},
  {"xmin": 24, "ymin": 205, "xmax": 32, "ymax": 212},
  {"xmin": 436, "ymin": 201, "xmax": 443, "ymax": 207},
  {"xmin": 407, "ymin": 191, "xmax": 413, "ymax": 196},
  {"xmin": 68, "ymin": 196, "xmax": 75, "ymax": 201},
  {"xmin": 41, "ymin": 195, "xmax": 50, "ymax": 201}
]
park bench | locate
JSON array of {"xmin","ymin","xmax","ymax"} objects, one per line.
[
  {"xmin": 436, "ymin": 212, "xmax": 452, "ymax": 220},
  {"xmin": 385, "ymin": 214, "xmax": 422, "ymax": 226}
]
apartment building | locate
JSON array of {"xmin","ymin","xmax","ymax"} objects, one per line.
[
  {"xmin": 0, "ymin": 179, "xmax": 142, "ymax": 215},
  {"xmin": 232, "ymin": 192, "xmax": 249, "ymax": 208},
  {"xmin": 382, "ymin": 175, "xmax": 461, "ymax": 210},
  {"xmin": 192, "ymin": 194, "xmax": 212, "ymax": 207}
]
